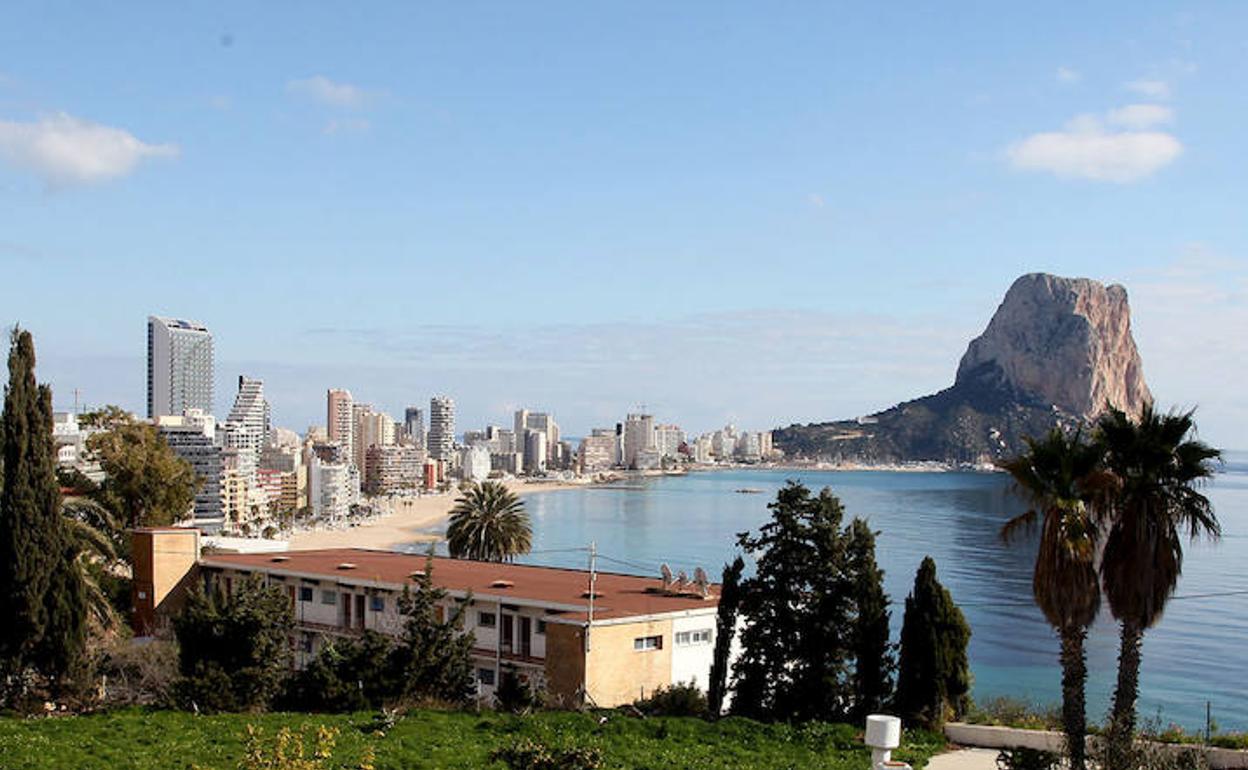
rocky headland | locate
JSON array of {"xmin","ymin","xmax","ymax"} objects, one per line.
[{"xmin": 773, "ymin": 273, "xmax": 1151, "ymax": 464}]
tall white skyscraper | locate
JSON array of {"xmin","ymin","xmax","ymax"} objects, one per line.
[
  {"xmin": 147, "ymin": 316, "xmax": 214, "ymax": 418},
  {"xmin": 427, "ymin": 396, "xmax": 455, "ymax": 461},
  {"xmin": 221, "ymin": 376, "xmax": 271, "ymax": 515}
]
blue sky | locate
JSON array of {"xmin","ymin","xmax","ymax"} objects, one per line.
[{"xmin": 1, "ymin": 3, "xmax": 1245, "ymax": 445}]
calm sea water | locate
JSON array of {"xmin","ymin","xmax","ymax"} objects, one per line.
[{"xmin": 422, "ymin": 454, "xmax": 1248, "ymax": 730}]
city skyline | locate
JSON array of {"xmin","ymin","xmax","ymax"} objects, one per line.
[{"xmin": 2, "ymin": 4, "xmax": 1245, "ymax": 444}]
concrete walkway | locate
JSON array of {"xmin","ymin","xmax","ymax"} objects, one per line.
[{"xmin": 924, "ymin": 748, "xmax": 1000, "ymax": 769}]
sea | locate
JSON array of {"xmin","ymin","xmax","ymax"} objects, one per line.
[{"xmin": 420, "ymin": 452, "xmax": 1248, "ymax": 731}]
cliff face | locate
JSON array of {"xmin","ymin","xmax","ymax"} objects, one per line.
[
  {"xmin": 773, "ymin": 273, "xmax": 1152, "ymax": 464},
  {"xmin": 955, "ymin": 273, "xmax": 1151, "ymax": 420}
]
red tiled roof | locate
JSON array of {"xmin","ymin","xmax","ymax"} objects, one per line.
[{"xmin": 200, "ymin": 548, "xmax": 719, "ymax": 622}]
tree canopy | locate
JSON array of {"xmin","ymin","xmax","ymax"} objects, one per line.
[
  {"xmin": 85, "ymin": 415, "xmax": 200, "ymax": 528},
  {"xmin": 446, "ymin": 481, "xmax": 532, "ymax": 562},
  {"xmin": 894, "ymin": 556, "xmax": 971, "ymax": 729}
]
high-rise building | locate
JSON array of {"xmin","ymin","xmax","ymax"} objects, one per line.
[
  {"xmin": 524, "ymin": 429, "xmax": 547, "ymax": 474},
  {"xmin": 623, "ymin": 413, "xmax": 655, "ymax": 469},
  {"xmin": 365, "ymin": 444, "xmax": 424, "ymax": 495},
  {"xmin": 156, "ymin": 411, "xmax": 223, "ymax": 530},
  {"xmin": 428, "ymin": 396, "xmax": 455, "ymax": 461},
  {"xmin": 515, "ymin": 409, "xmax": 560, "ymax": 464},
  {"xmin": 326, "ymin": 389, "xmax": 354, "ymax": 466},
  {"xmin": 221, "ymin": 376, "xmax": 270, "ymax": 514},
  {"xmin": 147, "ymin": 316, "xmax": 214, "ymax": 418},
  {"xmin": 404, "ymin": 407, "xmax": 425, "ymax": 449},
  {"xmin": 459, "ymin": 445, "xmax": 492, "ymax": 482},
  {"xmin": 578, "ymin": 432, "xmax": 616, "ymax": 472},
  {"xmin": 655, "ymin": 424, "xmax": 685, "ymax": 459}
]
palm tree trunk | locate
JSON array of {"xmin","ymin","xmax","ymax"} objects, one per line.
[
  {"xmin": 1107, "ymin": 620, "xmax": 1144, "ymax": 770},
  {"xmin": 1059, "ymin": 626, "xmax": 1089, "ymax": 770}
]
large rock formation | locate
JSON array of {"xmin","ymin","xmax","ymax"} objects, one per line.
[
  {"xmin": 773, "ymin": 273, "xmax": 1152, "ymax": 464},
  {"xmin": 955, "ymin": 273, "xmax": 1150, "ymax": 420}
]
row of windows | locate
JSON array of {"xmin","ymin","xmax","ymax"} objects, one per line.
[
  {"xmin": 476, "ymin": 611, "xmax": 547, "ymax": 634},
  {"xmin": 635, "ymin": 628, "xmax": 713, "ymax": 652},
  {"xmin": 296, "ymin": 586, "xmax": 384, "ymax": 612}
]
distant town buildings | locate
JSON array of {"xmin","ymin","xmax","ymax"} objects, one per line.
[
  {"xmin": 403, "ymin": 406, "xmax": 424, "ymax": 450},
  {"xmin": 146, "ymin": 316, "xmax": 213, "ymax": 419}
]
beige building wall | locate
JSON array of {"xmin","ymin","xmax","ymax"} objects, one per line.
[
  {"xmin": 585, "ymin": 618, "xmax": 673, "ymax": 706},
  {"xmin": 131, "ymin": 528, "xmax": 200, "ymax": 635}
]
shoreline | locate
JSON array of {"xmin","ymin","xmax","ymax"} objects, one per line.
[{"xmin": 287, "ymin": 480, "xmax": 585, "ymax": 551}]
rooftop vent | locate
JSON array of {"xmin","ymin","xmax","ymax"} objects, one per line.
[
  {"xmin": 336, "ymin": 562, "xmax": 357, "ymax": 570},
  {"xmin": 581, "ymin": 591, "xmax": 603, "ymax": 599},
  {"xmin": 270, "ymin": 556, "xmax": 290, "ymax": 563},
  {"xmin": 409, "ymin": 570, "xmax": 425, "ymax": 579},
  {"xmin": 490, "ymin": 580, "xmax": 515, "ymax": 589}
]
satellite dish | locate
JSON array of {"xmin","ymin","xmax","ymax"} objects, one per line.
[
  {"xmin": 675, "ymin": 570, "xmax": 689, "ymax": 592},
  {"xmin": 693, "ymin": 567, "xmax": 710, "ymax": 598},
  {"xmin": 660, "ymin": 563, "xmax": 674, "ymax": 592}
]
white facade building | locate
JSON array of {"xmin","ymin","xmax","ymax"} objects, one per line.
[
  {"xmin": 427, "ymin": 396, "xmax": 455, "ymax": 461},
  {"xmin": 459, "ymin": 444, "xmax": 492, "ymax": 482},
  {"xmin": 147, "ymin": 316, "xmax": 214, "ymax": 419}
]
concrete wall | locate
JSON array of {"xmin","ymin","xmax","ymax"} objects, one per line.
[
  {"xmin": 585, "ymin": 618, "xmax": 673, "ymax": 707},
  {"xmin": 944, "ymin": 723, "xmax": 1248, "ymax": 770}
]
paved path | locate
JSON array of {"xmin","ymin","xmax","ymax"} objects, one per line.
[{"xmin": 923, "ymin": 748, "xmax": 1000, "ymax": 770}]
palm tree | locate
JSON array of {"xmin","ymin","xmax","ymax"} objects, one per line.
[
  {"xmin": 999, "ymin": 428, "xmax": 1111, "ymax": 770},
  {"xmin": 61, "ymin": 496, "xmax": 123, "ymax": 632},
  {"xmin": 446, "ymin": 481, "xmax": 532, "ymax": 562},
  {"xmin": 1096, "ymin": 405, "xmax": 1220, "ymax": 767}
]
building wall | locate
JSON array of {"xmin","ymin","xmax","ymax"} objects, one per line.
[
  {"xmin": 585, "ymin": 618, "xmax": 673, "ymax": 706},
  {"xmin": 670, "ymin": 612, "xmax": 717, "ymax": 689},
  {"xmin": 544, "ymin": 623, "xmax": 586, "ymax": 707},
  {"xmin": 131, "ymin": 528, "xmax": 200, "ymax": 635}
]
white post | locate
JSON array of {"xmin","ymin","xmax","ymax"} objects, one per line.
[{"xmin": 864, "ymin": 714, "xmax": 903, "ymax": 769}]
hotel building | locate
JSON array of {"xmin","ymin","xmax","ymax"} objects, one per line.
[{"xmin": 147, "ymin": 316, "xmax": 214, "ymax": 419}]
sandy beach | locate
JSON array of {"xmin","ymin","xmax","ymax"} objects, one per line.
[{"xmin": 288, "ymin": 480, "xmax": 579, "ymax": 551}]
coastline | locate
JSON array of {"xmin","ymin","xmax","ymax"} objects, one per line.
[{"xmin": 287, "ymin": 480, "xmax": 583, "ymax": 551}]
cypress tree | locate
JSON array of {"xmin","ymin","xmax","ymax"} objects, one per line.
[
  {"xmin": 707, "ymin": 555, "xmax": 744, "ymax": 717},
  {"xmin": 0, "ymin": 328, "xmax": 87, "ymax": 693},
  {"xmin": 848, "ymin": 519, "xmax": 894, "ymax": 720},
  {"xmin": 895, "ymin": 556, "xmax": 972, "ymax": 729}
]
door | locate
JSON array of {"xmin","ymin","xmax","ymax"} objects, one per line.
[
  {"xmin": 501, "ymin": 613, "xmax": 514, "ymax": 653},
  {"xmin": 355, "ymin": 594, "xmax": 366, "ymax": 629},
  {"xmin": 341, "ymin": 593, "xmax": 352, "ymax": 628},
  {"xmin": 519, "ymin": 616, "xmax": 532, "ymax": 657}
]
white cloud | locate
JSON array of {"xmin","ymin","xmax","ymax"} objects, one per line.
[
  {"xmin": 1106, "ymin": 104, "xmax": 1174, "ymax": 129},
  {"xmin": 286, "ymin": 75, "xmax": 376, "ymax": 108},
  {"xmin": 1125, "ymin": 79, "xmax": 1171, "ymax": 99},
  {"xmin": 1006, "ymin": 108, "xmax": 1182, "ymax": 183},
  {"xmin": 0, "ymin": 113, "xmax": 178, "ymax": 187},
  {"xmin": 1056, "ymin": 66, "xmax": 1081, "ymax": 84},
  {"xmin": 807, "ymin": 193, "xmax": 825, "ymax": 209}
]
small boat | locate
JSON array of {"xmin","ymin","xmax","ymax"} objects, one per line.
[{"xmin": 734, "ymin": 488, "xmax": 764, "ymax": 494}]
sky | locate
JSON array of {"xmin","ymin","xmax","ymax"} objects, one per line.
[{"xmin": 1, "ymin": 3, "xmax": 1245, "ymax": 446}]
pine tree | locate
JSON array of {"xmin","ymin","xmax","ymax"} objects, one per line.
[
  {"xmin": 731, "ymin": 482, "xmax": 857, "ymax": 721},
  {"xmin": 0, "ymin": 328, "xmax": 87, "ymax": 696},
  {"xmin": 707, "ymin": 555, "xmax": 744, "ymax": 717},
  {"xmin": 894, "ymin": 556, "xmax": 972, "ymax": 729},
  {"xmin": 391, "ymin": 556, "xmax": 476, "ymax": 705},
  {"xmin": 848, "ymin": 519, "xmax": 894, "ymax": 720}
]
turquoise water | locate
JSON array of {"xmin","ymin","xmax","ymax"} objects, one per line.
[{"xmin": 423, "ymin": 456, "xmax": 1248, "ymax": 730}]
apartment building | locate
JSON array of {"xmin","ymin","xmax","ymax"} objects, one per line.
[{"xmin": 132, "ymin": 530, "xmax": 721, "ymax": 708}]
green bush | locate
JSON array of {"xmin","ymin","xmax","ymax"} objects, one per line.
[
  {"xmin": 965, "ymin": 696, "xmax": 1062, "ymax": 731},
  {"xmin": 632, "ymin": 682, "xmax": 708, "ymax": 718}
]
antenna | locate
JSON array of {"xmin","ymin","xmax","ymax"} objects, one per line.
[{"xmin": 586, "ymin": 541, "xmax": 597, "ymax": 652}]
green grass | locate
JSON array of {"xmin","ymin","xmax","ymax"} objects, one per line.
[{"xmin": 0, "ymin": 708, "xmax": 944, "ymax": 770}]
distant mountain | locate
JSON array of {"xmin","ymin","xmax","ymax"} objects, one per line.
[{"xmin": 774, "ymin": 273, "xmax": 1152, "ymax": 464}]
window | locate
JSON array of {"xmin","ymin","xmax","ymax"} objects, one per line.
[
  {"xmin": 477, "ymin": 667, "xmax": 496, "ymax": 686},
  {"xmin": 633, "ymin": 635, "xmax": 663, "ymax": 651},
  {"xmin": 478, "ymin": 611, "xmax": 496, "ymax": 628},
  {"xmin": 676, "ymin": 629, "xmax": 712, "ymax": 646},
  {"xmin": 536, "ymin": 619, "xmax": 547, "ymax": 635},
  {"xmin": 321, "ymin": 590, "xmax": 338, "ymax": 605},
  {"xmin": 369, "ymin": 596, "xmax": 385, "ymax": 613},
  {"xmin": 298, "ymin": 586, "xmax": 313, "ymax": 602}
]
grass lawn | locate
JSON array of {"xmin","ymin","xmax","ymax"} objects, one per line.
[{"xmin": 0, "ymin": 708, "xmax": 943, "ymax": 769}]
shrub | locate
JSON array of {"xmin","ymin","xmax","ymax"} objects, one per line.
[
  {"xmin": 995, "ymin": 747, "xmax": 1060, "ymax": 770},
  {"xmin": 491, "ymin": 737, "xmax": 603, "ymax": 770},
  {"xmin": 966, "ymin": 696, "xmax": 1062, "ymax": 731},
  {"xmin": 495, "ymin": 665, "xmax": 539, "ymax": 714},
  {"xmin": 98, "ymin": 637, "xmax": 180, "ymax": 707},
  {"xmin": 632, "ymin": 682, "xmax": 708, "ymax": 718}
]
